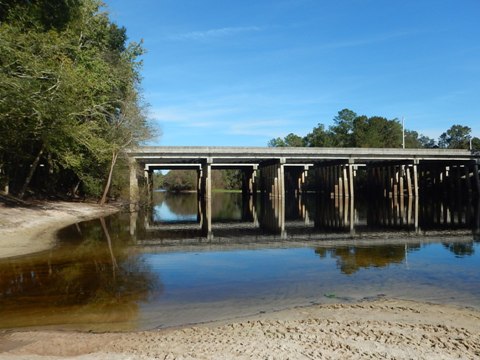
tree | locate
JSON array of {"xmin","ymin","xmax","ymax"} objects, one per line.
[
  {"xmin": 438, "ymin": 125, "xmax": 471, "ymax": 149},
  {"xmin": 0, "ymin": 0, "xmax": 152, "ymax": 200},
  {"xmin": 268, "ymin": 137, "xmax": 286, "ymax": 147},
  {"xmin": 330, "ymin": 109, "xmax": 356, "ymax": 147},
  {"xmin": 304, "ymin": 124, "xmax": 334, "ymax": 147},
  {"xmin": 472, "ymin": 137, "xmax": 480, "ymax": 151},
  {"xmin": 353, "ymin": 116, "xmax": 402, "ymax": 148},
  {"xmin": 268, "ymin": 133, "xmax": 305, "ymax": 147},
  {"xmin": 404, "ymin": 130, "xmax": 436, "ymax": 148}
]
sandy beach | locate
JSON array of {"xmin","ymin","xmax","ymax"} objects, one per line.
[
  {"xmin": 1, "ymin": 200, "xmax": 479, "ymax": 359},
  {"xmin": 0, "ymin": 200, "xmax": 119, "ymax": 259}
]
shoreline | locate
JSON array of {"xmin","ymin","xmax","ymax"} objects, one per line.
[
  {"xmin": 0, "ymin": 200, "xmax": 119, "ymax": 259},
  {"xmin": 1, "ymin": 298, "xmax": 479, "ymax": 359},
  {"xmin": 0, "ymin": 201, "xmax": 479, "ymax": 359}
]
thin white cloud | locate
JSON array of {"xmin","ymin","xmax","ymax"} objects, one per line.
[{"xmin": 169, "ymin": 26, "xmax": 262, "ymax": 41}]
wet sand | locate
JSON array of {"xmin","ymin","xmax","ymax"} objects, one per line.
[
  {"xmin": 1, "ymin": 201, "xmax": 480, "ymax": 359},
  {"xmin": 1, "ymin": 299, "xmax": 480, "ymax": 359}
]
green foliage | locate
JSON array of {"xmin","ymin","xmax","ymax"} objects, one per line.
[
  {"xmin": 353, "ymin": 116, "xmax": 402, "ymax": 148},
  {"xmin": 304, "ymin": 123, "xmax": 334, "ymax": 147},
  {"xmin": 161, "ymin": 170, "xmax": 197, "ymax": 192},
  {"xmin": 0, "ymin": 0, "xmax": 152, "ymax": 199},
  {"xmin": 472, "ymin": 137, "xmax": 480, "ymax": 151},
  {"xmin": 222, "ymin": 169, "xmax": 243, "ymax": 190},
  {"xmin": 438, "ymin": 125, "xmax": 471, "ymax": 149},
  {"xmin": 268, "ymin": 133, "xmax": 305, "ymax": 147},
  {"xmin": 267, "ymin": 108, "xmax": 477, "ymax": 150},
  {"xmin": 158, "ymin": 169, "xmax": 244, "ymax": 192},
  {"xmin": 404, "ymin": 130, "xmax": 436, "ymax": 148},
  {"xmin": 330, "ymin": 108, "xmax": 356, "ymax": 147}
]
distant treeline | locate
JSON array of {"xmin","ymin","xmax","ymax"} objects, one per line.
[
  {"xmin": 268, "ymin": 109, "xmax": 480, "ymax": 150},
  {"xmin": 154, "ymin": 170, "xmax": 243, "ymax": 192},
  {"xmin": 0, "ymin": 0, "xmax": 153, "ymax": 202}
]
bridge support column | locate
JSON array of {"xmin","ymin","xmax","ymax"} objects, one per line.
[
  {"xmin": 199, "ymin": 159, "xmax": 212, "ymax": 199},
  {"xmin": 242, "ymin": 166, "xmax": 257, "ymax": 196},
  {"xmin": 315, "ymin": 162, "xmax": 354, "ymax": 198},
  {"xmin": 259, "ymin": 159, "xmax": 285, "ymax": 198},
  {"xmin": 144, "ymin": 169, "xmax": 154, "ymax": 202},
  {"xmin": 474, "ymin": 163, "xmax": 480, "ymax": 196},
  {"xmin": 129, "ymin": 157, "xmax": 140, "ymax": 210},
  {"xmin": 199, "ymin": 159, "xmax": 212, "ymax": 238},
  {"xmin": 285, "ymin": 165, "xmax": 309, "ymax": 195},
  {"xmin": 199, "ymin": 196, "xmax": 212, "ymax": 239}
]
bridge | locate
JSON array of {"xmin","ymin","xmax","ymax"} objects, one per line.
[
  {"xmin": 126, "ymin": 146, "xmax": 480, "ymax": 206},
  {"xmin": 125, "ymin": 146, "xmax": 480, "ymax": 238}
]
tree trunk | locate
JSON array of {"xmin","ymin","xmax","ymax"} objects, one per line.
[
  {"xmin": 99, "ymin": 150, "xmax": 119, "ymax": 205},
  {"xmin": 18, "ymin": 144, "xmax": 45, "ymax": 199}
]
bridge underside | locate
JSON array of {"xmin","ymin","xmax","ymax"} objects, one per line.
[{"xmin": 127, "ymin": 146, "xmax": 480, "ymax": 209}]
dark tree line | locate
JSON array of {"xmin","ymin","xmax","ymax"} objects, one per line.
[
  {"xmin": 154, "ymin": 170, "xmax": 243, "ymax": 192},
  {"xmin": 0, "ymin": 0, "xmax": 153, "ymax": 201},
  {"xmin": 269, "ymin": 109, "xmax": 480, "ymax": 150}
]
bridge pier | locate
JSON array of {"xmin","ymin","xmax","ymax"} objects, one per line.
[
  {"xmin": 259, "ymin": 159, "xmax": 285, "ymax": 198},
  {"xmin": 285, "ymin": 165, "xmax": 309, "ymax": 195},
  {"xmin": 314, "ymin": 162, "xmax": 354, "ymax": 198},
  {"xmin": 366, "ymin": 162, "xmax": 419, "ymax": 200},
  {"xmin": 199, "ymin": 159, "xmax": 212, "ymax": 200},
  {"xmin": 474, "ymin": 163, "xmax": 480, "ymax": 195},
  {"xmin": 241, "ymin": 166, "xmax": 257, "ymax": 196},
  {"xmin": 259, "ymin": 195, "xmax": 286, "ymax": 238},
  {"xmin": 144, "ymin": 169, "xmax": 154, "ymax": 202},
  {"xmin": 129, "ymin": 157, "xmax": 140, "ymax": 210}
]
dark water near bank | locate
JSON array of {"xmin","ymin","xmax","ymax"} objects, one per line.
[{"xmin": 0, "ymin": 192, "xmax": 479, "ymax": 331}]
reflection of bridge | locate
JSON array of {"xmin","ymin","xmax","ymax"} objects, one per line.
[
  {"xmin": 127, "ymin": 147, "xmax": 480, "ymax": 205},
  {"xmin": 130, "ymin": 192, "xmax": 480, "ymax": 242}
]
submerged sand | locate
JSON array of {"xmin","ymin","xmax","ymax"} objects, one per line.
[{"xmin": 0, "ymin": 200, "xmax": 479, "ymax": 359}]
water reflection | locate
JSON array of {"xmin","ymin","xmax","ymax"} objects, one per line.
[
  {"xmin": 315, "ymin": 244, "xmax": 417, "ymax": 275},
  {"xmin": 138, "ymin": 191, "xmax": 480, "ymax": 241},
  {"xmin": 0, "ymin": 216, "xmax": 161, "ymax": 330},
  {"xmin": 1, "ymin": 192, "xmax": 480, "ymax": 331}
]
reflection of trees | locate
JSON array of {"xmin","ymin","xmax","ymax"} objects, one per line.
[
  {"xmin": 443, "ymin": 242, "xmax": 475, "ymax": 257},
  {"xmin": 315, "ymin": 245, "xmax": 406, "ymax": 275},
  {"xmin": 0, "ymin": 217, "xmax": 161, "ymax": 329},
  {"xmin": 211, "ymin": 193, "xmax": 242, "ymax": 220},
  {"xmin": 154, "ymin": 192, "xmax": 198, "ymax": 217}
]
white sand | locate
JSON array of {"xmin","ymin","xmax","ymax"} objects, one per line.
[
  {"xmin": 1, "ymin": 299, "xmax": 479, "ymax": 359},
  {"xmin": 1, "ymin": 201, "xmax": 479, "ymax": 359},
  {"xmin": 0, "ymin": 201, "xmax": 118, "ymax": 259}
]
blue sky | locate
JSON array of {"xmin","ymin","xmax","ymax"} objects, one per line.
[{"xmin": 104, "ymin": 0, "xmax": 480, "ymax": 146}]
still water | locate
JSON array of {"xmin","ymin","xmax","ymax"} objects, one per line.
[{"xmin": 0, "ymin": 192, "xmax": 479, "ymax": 331}]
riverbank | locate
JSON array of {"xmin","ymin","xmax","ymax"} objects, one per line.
[
  {"xmin": 1, "ymin": 298, "xmax": 479, "ymax": 359},
  {"xmin": 0, "ymin": 200, "xmax": 119, "ymax": 259},
  {"xmin": 0, "ymin": 201, "xmax": 479, "ymax": 359}
]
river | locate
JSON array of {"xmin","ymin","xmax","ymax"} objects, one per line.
[{"xmin": 0, "ymin": 192, "xmax": 479, "ymax": 331}]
